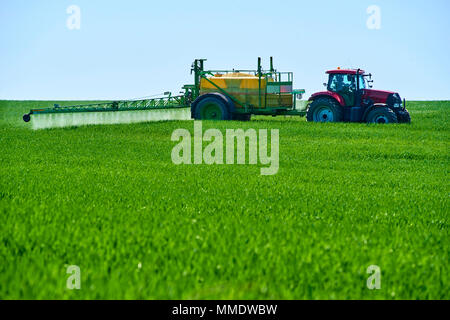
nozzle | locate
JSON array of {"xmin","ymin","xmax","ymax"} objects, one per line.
[{"xmin": 23, "ymin": 113, "xmax": 31, "ymax": 122}]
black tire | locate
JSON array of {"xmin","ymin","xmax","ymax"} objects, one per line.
[
  {"xmin": 193, "ymin": 96, "xmax": 231, "ymax": 120},
  {"xmin": 307, "ymin": 97, "xmax": 343, "ymax": 122},
  {"xmin": 23, "ymin": 114, "xmax": 31, "ymax": 123},
  {"xmin": 233, "ymin": 113, "xmax": 251, "ymax": 121},
  {"xmin": 396, "ymin": 109, "xmax": 411, "ymax": 123},
  {"xmin": 366, "ymin": 107, "xmax": 398, "ymax": 124}
]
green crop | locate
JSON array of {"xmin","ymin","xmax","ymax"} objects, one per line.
[{"xmin": 0, "ymin": 100, "xmax": 448, "ymax": 299}]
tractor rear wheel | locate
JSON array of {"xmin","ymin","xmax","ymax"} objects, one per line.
[
  {"xmin": 194, "ymin": 97, "xmax": 231, "ymax": 120},
  {"xmin": 396, "ymin": 109, "xmax": 411, "ymax": 123},
  {"xmin": 366, "ymin": 107, "xmax": 398, "ymax": 124},
  {"xmin": 307, "ymin": 97, "xmax": 343, "ymax": 122}
]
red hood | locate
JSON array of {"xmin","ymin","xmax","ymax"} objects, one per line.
[{"xmin": 363, "ymin": 89, "xmax": 396, "ymax": 104}]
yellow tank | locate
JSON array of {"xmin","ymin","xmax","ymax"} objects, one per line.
[
  {"xmin": 200, "ymin": 73, "xmax": 267, "ymax": 108},
  {"xmin": 200, "ymin": 73, "xmax": 292, "ymax": 109}
]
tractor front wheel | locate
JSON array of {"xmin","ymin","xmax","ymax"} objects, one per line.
[
  {"xmin": 366, "ymin": 107, "xmax": 398, "ymax": 124},
  {"xmin": 396, "ymin": 109, "xmax": 411, "ymax": 123},
  {"xmin": 307, "ymin": 97, "xmax": 343, "ymax": 123},
  {"xmin": 194, "ymin": 97, "xmax": 231, "ymax": 120}
]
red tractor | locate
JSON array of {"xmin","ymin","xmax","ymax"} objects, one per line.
[{"xmin": 307, "ymin": 69, "xmax": 410, "ymax": 123}]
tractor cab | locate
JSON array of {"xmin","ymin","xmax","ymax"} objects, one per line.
[{"xmin": 326, "ymin": 69, "xmax": 367, "ymax": 107}]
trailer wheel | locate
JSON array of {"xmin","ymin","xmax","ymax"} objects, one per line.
[
  {"xmin": 233, "ymin": 113, "xmax": 251, "ymax": 121},
  {"xmin": 194, "ymin": 97, "xmax": 231, "ymax": 120},
  {"xmin": 366, "ymin": 107, "xmax": 398, "ymax": 124},
  {"xmin": 396, "ymin": 109, "xmax": 411, "ymax": 123},
  {"xmin": 307, "ymin": 97, "xmax": 343, "ymax": 122},
  {"xmin": 23, "ymin": 113, "xmax": 31, "ymax": 123}
]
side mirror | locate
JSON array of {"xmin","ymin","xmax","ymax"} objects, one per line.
[{"xmin": 323, "ymin": 83, "xmax": 327, "ymax": 88}]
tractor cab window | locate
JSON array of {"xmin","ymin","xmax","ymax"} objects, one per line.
[
  {"xmin": 358, "ymin": 75, "xmax": 366, "ymax": 89},
  {"xmin": 328, "ymin": 74, "xmax": 356, "ymax": 93}
]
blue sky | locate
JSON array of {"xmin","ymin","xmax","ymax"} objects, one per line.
[{"xmin": 1, "ymin": 0, "xmax": 449, "ymax": 100}]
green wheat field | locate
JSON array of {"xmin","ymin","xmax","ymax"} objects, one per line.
[{"xmin": 0, "ymin": 100, "xmax": 448, "ymax": 299}]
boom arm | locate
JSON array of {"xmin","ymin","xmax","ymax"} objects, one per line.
[{"xmin": 23, "ymin": 94, "xmax": 189, "ymax": 122}]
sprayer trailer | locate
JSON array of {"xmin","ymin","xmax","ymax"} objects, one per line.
[
  {"xmin": 188, "ymin": 57, "xmax": 306, "ymax": 120},
  {"xmin": 22, "ymin": 58, "xmax": 306, "ymax": 127},
  {"xmin": 23, "ymin": 57, "xmax": 409, "ymax": 126}
]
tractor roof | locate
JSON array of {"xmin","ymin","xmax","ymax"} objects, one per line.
[{"xmin": 326, "ymin": 69, "xmax": 365, "ymax": 75}]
